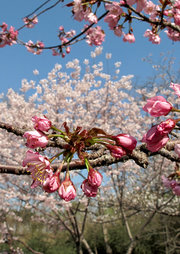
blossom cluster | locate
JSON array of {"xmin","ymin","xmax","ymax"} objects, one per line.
[
  {"xmin": 22, "ymin": 116, "xmax": 137, "ymax": 201},
  {"xmin": 0, "ymin": 22, "xmax": 18, "ymax": 48}
]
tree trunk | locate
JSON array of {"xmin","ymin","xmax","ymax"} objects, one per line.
[
  {"xmin": 102, "ymin": 223, "xmax": 113, "ymax": 254},
  {"xmin": 82, "ymin": 238, "xmax": 94, "ymax": 254},
  {"xmin": 76, "ymin": 240, "xmax": 83, "ymax": 254}
]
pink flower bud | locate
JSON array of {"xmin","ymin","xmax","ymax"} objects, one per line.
[
  {"xmin": 143, "ymin": 96, "xmax": 172, "ymax": 117},
  {"xmin": 106, "ymin": 144, "xmax": 126, "ymax": 158},
  {"xmin": 142, "ymin": 119, "xmax": 176, "ymax": 152},
  {"xmin": 81, "ymin": 179, "xmax": 98, "ymax": 197},
  {"xmin": 32, "ymin": 115, "xmax": 52, "ymax": 132},
  {"xmin": 113, "ymin": 134, "xmax": 137, "ymax": 153},
  {"xmin": 23, "ymin": 130, "xmax": 48, "ymax": 148},
  {"xmin": 157, "ymin": 119, "xmax": 176, "ymax": 134},
  {"xmin": 43, "ymin": 171, "xmax": 60, "ymax": 193},
  {"xmin": 58, "ymin": 179, "xmax": 76, "ymax": 202},
  {"xmin": 88, "ymin": 168, "xmax": 103, "ymax": 187}
]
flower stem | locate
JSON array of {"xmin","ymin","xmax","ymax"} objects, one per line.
[
  {"xmin": 48, "ymin": 134, "xmax": 65, "ymax": 138},
  {"xmin": 171, "ymin": 107, "xmax": 180, "ymax": 113},
  {"xmin": 51, "ymin": 125, "xmax": 66, "ymax": 135},
  {"xmin": 49, "ymin": 151, "xmax": 64, "ymax": 163}
]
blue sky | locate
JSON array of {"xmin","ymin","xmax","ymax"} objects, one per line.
[{"xmin": 0, "ymin": 0, "xmax": 180, "ymax": 95}]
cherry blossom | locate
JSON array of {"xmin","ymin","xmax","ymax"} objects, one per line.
[
  {"xmin": 25, "ymin": 40, "xmax": 44, "ymax": 55},
  {"xmin": 22, "ymin": 150, "xmax": 51, "ymax": 187},
  {"xmin": 23, "ymin": 15, "xmax": 38, "ymax": 28},
  {"xmin": 58, "ymin": 177, "xmax": 76, "ymax": 202},
  {"xmin": 142, "ymin": 119, "xmax": 176, "ymax": 152},
  {"xmin": 43, "ymin": 171, "xmax": 61, "ymax": 193},
  {"xmin": 113, "ymin": 134, "xmax": 137, "ymax": 153},
  {"xmin": 144, "ymin": 29, "xmax": 161, "ymax": 44},
  {"xmin": 32, "ymin": 115, "xmax": 52, "ymax": 132},
  {"xmin": 81, "ymin": 179, "xmax": 98, "ymax": 197},
  {"xmin": 85, "ymin": 26, "xmax": 105, "ymax": 46},
  {"xmin": 143, "ymin": 96, "xmax": 172, "ymax": 117},
  {"xmin": 123, "ymin": 33, "xmax": 135, "ymax": 43},
  {"xmin": 23, "ymin": 130, "xmax": 48, "ymax": 149},
  {"xmin": 88, "ymin": 168, "xmax": 103, "ymax": 187}
]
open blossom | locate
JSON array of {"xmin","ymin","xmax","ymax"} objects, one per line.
[
  {"xmin": 144, "ymin": 1, "xmax": 159, "ymax": 18},
  {"xmin": 23, "ymin": 16, "xmax": 38, "ymax": 28},
  {"xmin": 32, "ymin": 116, "xmax": 52, "ymax": 132},
  {"xmin": 81, "ymin": 179, "xmax": 98, "ymax": 197},
  {"xmin": 43, "ymin": 171, "xmax": 60, "ymax": 193},
  {"xmin": 23, "ymin": 150, "xmax": 51, "ymax": 188},
  {"xmin": 126, "ymin": 0, "xmax": 147, "ymax": 12},
  {"xmin": 26, "ymin": 40, "xmax": 44, "ymax": 55},
  {"xmin": 142, "ymin": 119, "xmax": 176, "ymax": 152},
  {"xmin": 170, "ymin": 82, "xmax": 180, "ymax": 97},
  {"xmin": 73, "ymin": 0, "xmax": 85, "ymax": 21},
  {"xmin": 85, "ymin": 11, "xmax": 98, "ymax": 24},
  {"xmin": 113, "ymin": 134, "xmax": 137, "ymax": 153},
  {"xmin": 88, "ymin": 168, "xmax": 103, "ymax": 187},
  {"xmin": 144, "ymin": 29, "xmax": 161, "ymax": 44},
  {"xmin": 23, "ymin": 130, "xmax": 48, "ymax": 148},
  {"xmin": 104, "ymin": 2, "xmax": 123, "ymax": 30},
  {"xmin": 123, "ymin": 33, "xmax": 135, "ymax": 43},
  {"xmin": 85, "ymin": 26, "xmax": 105, "ymax": 46},
  {"xmin": 165, "ymin": 28, "xmax": 180, "ymax": 41},
  {"xmin": 58, "ymin": 178, "xmax": 76, "ymax": 202},
  {"xmin": 162, "ymin": 176, "xmax": 180, "ymax": 196},
  {"xmin": 143, "ymin": 96, "xmax": 172, "ymax": 117}
]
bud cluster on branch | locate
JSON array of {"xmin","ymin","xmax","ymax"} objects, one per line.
[{"xmin": 7, "ymin": 82, "xmax": 177, "ymax": 201}]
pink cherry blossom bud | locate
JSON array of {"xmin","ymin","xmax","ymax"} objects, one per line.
[
  {"xmin": 88, "ymin": 168, "xmax": 103, "ymax": 187},
  {"xmin": 175, "ymin": 144, "xmax": 180, "ymax": 157},
  {"xmin": 157, "ymin": 119, "xmax": 176, "ymax": 135},
  {"xmin": 114, "ymin": 26, "xmax": 123, "ymax": 37},
  {"xmin": 170, "ymin": 83, "xmax": 180, "ymax": 97},
  {"xmin": 23, "ymin": 130, "xmax": 48, "ymax": 148},
  {"xmin": 113, "ymin": 134, "xmax": 137, "ymax": 153},
  {"xmin": 58, "ymin": 179, "xmax": 76, "ymax": 202},
  {"xmin": 43, "ymin": 171, "xmax": 60, "ymax": 193},
  {"xmin": 59, "ymin": 25, "xmax": 64, "ymax": 31},
  {"xmin": 22, "ymin": 150, "xmax": 51, "ymax": 187},
  {"xmin": 106, "ymin": 144, "xmax": 126, "ymax": 158},
  {"xmin": 66, "ymin": 46, "xmax": 71, "ymax": 54},
  {"xmin": 32, "ymin": 115, "xmax": 52, "ymax": 132},
  {"xmin": 143, "ymin": 96, "xmax": 172, "ymax": 117},
  {"xmin": 81, "ymin": 179, "xmax": 98, "ymax": 197},
  {"xmin": 142, "ymin": 119, "xmax": 176, "ymax": 152}
]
